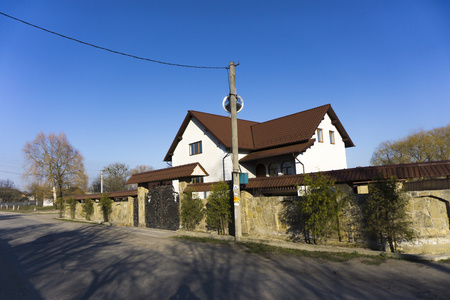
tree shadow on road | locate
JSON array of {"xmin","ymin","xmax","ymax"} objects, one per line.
[{"xmin": 3, "ymin": 213, "xmax": 449, "ymax": 300}]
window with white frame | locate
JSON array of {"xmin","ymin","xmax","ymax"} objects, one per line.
[{"xmin": 189, "ymin": 141, "xmax": 202, "ymax": 155}]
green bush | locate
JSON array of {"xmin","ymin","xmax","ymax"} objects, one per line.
[
  {"xmin": 56, "ymin": 197, "xmax": 64, "ymax": 218},
  {"xmin": 181, "ymin": 188, "xmax": 204, "ymax": 231},
  {"xmin": 82, "ymin": 197, "xmax": 94, "ymax": 221},
  {"xmin": 99, "ymin": 193, "xmax": 113, "ymax": 222},
  {"xmin": 281, "ymin": 173, "xmax": 343, "ymax": 244},
  {"xmin": 66, "ymin": 197, "xmax": 77, "ymax": 219},
  {"xmin": 206, "ymin": 181, "xmax": 231, "ymax": 235},
  {"xmin": 364, "ymin": 177, "xmax": 414, "ymax": 252}
]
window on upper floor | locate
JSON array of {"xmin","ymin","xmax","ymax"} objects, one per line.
[
  {"xmin": 191, "ymin": 176, "xmax": 204, "ymax": 184},
  {"xmin": 269, "ymin": 163, "xmax": 279, "ymax": 176},
  {"xmin": 317, "ymin": 128, "xmax": 323, "ymax": 143},
  {"xmin": 329, "ymin": 131, "xmax": 335, "ymax": 144},
  {"xmin": 189, "ymin": 141, "xmax": 202, "ymax": 155},
  {"xmin": 281, "ymin": 161, "xmax": 293, "ymax": 175}
]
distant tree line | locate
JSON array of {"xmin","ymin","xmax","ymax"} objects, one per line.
[
  {"xmin": 371, "ymin": 125, "xmax": 449, "ymax": 165},
  {"xmin": 90, "ymin": 163, "xmax": 153, "ymax": 193},
  {"xmin": 21, "ymin": 132, "xmax": 153, "ymax": 204},
  {"xmin": 0, "ymin": 179, "xmax": 24, "ymax": 202}
]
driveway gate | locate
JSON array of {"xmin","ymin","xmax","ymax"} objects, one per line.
[{"xmin": 146, "ymin": 185, "xmax": 179, "ymax": 230}]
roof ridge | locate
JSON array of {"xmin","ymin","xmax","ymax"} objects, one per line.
[
  {"xmin": 250, "ymin": 104, "xmax": 332, "ymax": 150},
  {"xmin": 189, "ymin": 110, "xmax": 259, "ymax": 124},
  {"xmin": 254, "ymin": 104, "xmax": 330, "ymax": 126}
]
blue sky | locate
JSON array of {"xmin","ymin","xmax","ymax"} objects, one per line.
[{"xmin": 1, "ymin": 1, "xmax": 449, "ymax": 189}]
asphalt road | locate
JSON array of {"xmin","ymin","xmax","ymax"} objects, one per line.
[{"xmin": 1, "ymin": 212, "xmax": 449, "ymax": 300}]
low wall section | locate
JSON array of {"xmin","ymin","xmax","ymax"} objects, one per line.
[
  {"xmin": 62, "ymin": 187, "xmax": 450, "ymax": 254},
  {"xmin": 240, "ymin": 189, "xmax": 450, "ymax": 254},
  {"xmin": 63, "ymin": 197, "xmax": 134, "ymax": 227}
]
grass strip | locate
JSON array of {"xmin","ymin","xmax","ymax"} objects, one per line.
[{"xmin": 176, "ymin": 235, "xmax": 388, "ymax": 265}]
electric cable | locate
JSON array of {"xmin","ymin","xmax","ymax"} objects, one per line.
[{"xmin": 0, "ymin": 11, "xmax": 228, "ymax": 70}]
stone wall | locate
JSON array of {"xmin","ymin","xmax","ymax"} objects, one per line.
[
  {"xmin": 401, "ymin": 189, "xmax": 450, "ymax": 253},
  {"xmin": 62, "ymin": 186, "xmax": 450, "ymax": 254},
  {"xmin": 240, "ymin": 191, "xmax": 286, "ymax": 238},
  {"xmin": 63, "ymin": 197, "xmax": 134, "ymax": 226},
  {"xmin": 240, "ymin": 189, "xmax": 450, "ymax": 253}
]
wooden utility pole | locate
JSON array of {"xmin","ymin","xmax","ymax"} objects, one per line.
[{"xmin": 229, "ymin": 61, "xmax": 242, "ymax": 241}]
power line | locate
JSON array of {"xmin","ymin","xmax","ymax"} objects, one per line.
[
  {"xmin": 0, "ymin": 170, "xmax": 22, "ymax": 175},
  {"xmin": 0, "ymin": 11, "xmax": 228, "ymax": 70}
]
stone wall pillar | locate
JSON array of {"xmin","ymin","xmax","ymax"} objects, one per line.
[
  {"xmin": 127, "ymin": 196, "xmax": 134, "ymax": 226},
  {"xmin": 240, "ymin": 191, "xmax": 251, "ymax": 235},
  {"xmin": 138, "ymin": 186, "xmax": 148, "ymax": 227},
  {"xmin": 178, "ymin": 181, "xmax": 188, "ymax": 196}
]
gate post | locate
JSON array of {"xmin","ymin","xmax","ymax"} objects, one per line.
[{"xmin": 137, "ymin": 186, "xmax": 148, "ymax": 227}]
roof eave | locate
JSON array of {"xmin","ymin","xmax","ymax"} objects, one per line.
[
  {"xmin": 326, "ymin": 105, "xmax": 355, "ymax": 148},
  {"xmin": 164, "ymin": 112, "xmax": 194, "ymax": 162}
]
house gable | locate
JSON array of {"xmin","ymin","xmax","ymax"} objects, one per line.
[
  {"xmin": 251, "ymin": 104, "xmax": 354, "ymax": 150},
  {"xmin": 170, "ymin": 118, "xmax": 237, "ymax": 183},
  {"xmin": 296, "ymin": 112, "xmax": 348, "ymax": 173},
  {"xmin": 164, "ymin": 110, "xmax": 258, "ymax": 162}
]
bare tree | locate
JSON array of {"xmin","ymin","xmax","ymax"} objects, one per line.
[
  {"xmin": 0, "ymin": 179, "xmax": 16, "ymax": 189},
  {"xmin": 128, "ymin": 164, "xmax": 154, "ymax": 189},
  {"xmin": 102, "ymin": 162, "xmax": 131, "ymax": 192},
  {"xmin": 23, "ymin": 132, "xmax": 88, "ymax": 202},
  {"xmin": 90, "ymin": 174, "xmax": 102, "ymax": 193},
  {"xmin": 0, "ymin": 179, "xmax": 22, "ymax": 203},
  {"xmin": 130, "ymin": 165, "xmax": 154, "ymax": 175},
  {"xmin": 90, "ymin": 164, "xmax": 154, "ymax": 193}
]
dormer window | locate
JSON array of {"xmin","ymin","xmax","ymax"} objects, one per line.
[
  {"xmin": 317, "ymin": 129, "xmax": 324, "ymax": 143},
  {"xmin": 191, "ymin": 176, "xmax": 204, "ymax": 183},
  {"xmin": 189, "ymin": 141, "xmax": 202, "ymax": 155}
]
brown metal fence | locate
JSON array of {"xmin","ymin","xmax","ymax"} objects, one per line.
[{"xmin": 404, "ymin": 178, "xmax": 450, "ymax": 191}]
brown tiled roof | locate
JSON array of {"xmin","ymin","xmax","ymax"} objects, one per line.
[
  {"xmin": 186, "ymin": 182, "xmax": 221, "ymax": 192},
  {"xmin": 191, "ymin": 111, "xmax": 258, "ymax": 150},
  {"xmin": 164, "ymin": 111, "xmax": 258, "ymax": 161},
  {"xmin": 158, "ymin": 161, "xmax": 450, "ymax": 193},
  {"xmin": 72, "ymin": 190, "xmax": 138, "ymax": 200},
  {"xmin": 164, "ymin": 105, "xmax": 354, "ymax": 162},
  {"xmin": 246, "ymin": 160, "xmax": 450, "ymax": 189},
  {"xmin": 251, "ymin": 104, "xmax": 354, "ymax": 149},
  {"xmin": 126, "ymin": 163, "xmax": 208, "ymax": 184},
  {"xmin": 240, "ymin": 139, "xmax": 315, "ymax": 162}
]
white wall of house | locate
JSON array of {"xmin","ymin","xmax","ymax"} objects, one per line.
[
  {"xmin": 172, "ymin": 118, "xmax": 252, "ymax": 183},
  {"xmin": 172, "ymin": 113, "xmax": 348, "ymax": 183},
  {"xmin": 295, "ymin": 113, "xmax": 347, "ymax": 174}
]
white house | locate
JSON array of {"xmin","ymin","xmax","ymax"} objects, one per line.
[{"xmin": 164, "ymin": 104, "xmax": 354, "ymax": 192}]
